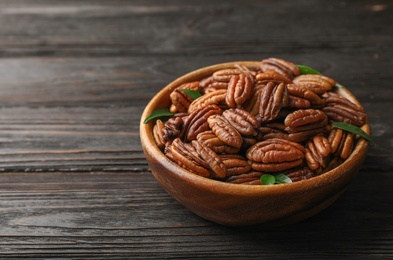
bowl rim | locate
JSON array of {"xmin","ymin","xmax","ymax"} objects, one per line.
[{"xmin": 140, "ymin": 61, "xmax": 370, "ymax": 196}]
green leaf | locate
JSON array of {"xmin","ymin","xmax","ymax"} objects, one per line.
[
  {"xmin": 260, "ymin": 174, "xmax": 276, "ymax": 185},
  {"xmin": 143, "ymin": 108, "xmax": 174, "ymax": 124},
  {"xmin": 274, "ymin": 173, "xmax": 292, "ymax": 184},
  {"xmin": 331, "ymin": 122, "xmax": 374, "ymax": 144},
  {"xmin": 297, "ymin": 64, "xmax": 322, "ymax": 75},
  {"xmin": 180, "ymin": 89, "xmax": 202, "ymax": 100}
]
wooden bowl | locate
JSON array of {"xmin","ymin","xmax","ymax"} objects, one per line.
[{"xmin": 140, "ymin": 61, "xmax": 370, "ymax": 227}]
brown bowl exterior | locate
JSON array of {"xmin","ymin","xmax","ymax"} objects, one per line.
[{"xmin": 140, "ymin": 62, "xmax": 370, "ymax": 227}]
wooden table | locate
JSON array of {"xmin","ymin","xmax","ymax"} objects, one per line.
[{"xmin": 0, "ymin": 0, "xmax": 392, "ymax": 258}]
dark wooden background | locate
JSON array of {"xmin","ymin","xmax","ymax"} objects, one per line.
[{"xmin": 0, "ymin": 0, "xmax": 392, "ymax": 258}]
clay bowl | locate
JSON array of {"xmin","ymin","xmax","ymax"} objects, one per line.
[{"xmin": 140, "ymin": 61, "xmax": 370, "ymax": 227}]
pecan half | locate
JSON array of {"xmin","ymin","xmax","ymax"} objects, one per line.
[
  {"xmin": 286, "ymin": 168, "xmax": 315, "ymax": 182},
  {"xmin": 246, "ymin": 138, "xmax": 305, "ymax": 172},
  {"xmin": 170, "ymin": 81, "xmax": 200, "ymax": 113},
  {"xmin": 322, "ymin": 92, "xmax": 366, "ymax": 126},
  {"xmin": 200, "ymin": 76, "xmax": 228, "ymax": 93},
  {"xmin": 196, "ymin": 130, "xmax": 239, "ymax": 154},
  {"xmin": 183, "ymin": 104, "xmax": 222, "ymax": 142},
  {"xmin": 169, "ymin": 138, "xmax": 210, "ymax": 177},
  {"xmin": 255, "ymin": 70, "xmax": 292, "ymax": 85},
  {"xmin": 292, "ymin": 74, "xmax": 336, "ymax": 94},
  {"xmin": 153, "ymin": 119, "xmax": 166, "ymax": 149},
  {"xmin": 284, "ymin": 109, "xmax": 328, "ymax": 134},
  {"xmin": 207, "ymin": 114, "xmax": 243, "ymax": 149},
  {"xmin": 260, "ymin": 57, "xmax": 300, "ymax": 79},
  {"xmin": 222, "ymin": 108, "xmax": 260, "ymax": 137},
  {"xmin": 225, "ymin": 171, "xmax": 262, "ymax": 185},
  {"xmin": 243, "ymin": 84, "xmax": 265, "ymax": 116},
  {"xmin": 287, "ymin": 83, "xmax": 325, "ymax": 107},
  {"xmin": 188, "ymin": 89, "xmax": 227, "ymax": 113},
  {"xmin": 225, "ymin": 73, "xmax": 253, "ymax": 108},
  {"xmin": 220, "ymin": 154, "xmax": 252, "ymax": 176},
  {"xmin": 305, "ymin": 135, "xmax": 331, "ymax": 170},
  {"xmin": 212, "ymin": 68, "xmax": 242, "ymax": 82},
  {"xmin": 191, "ymin": 140, "xmax": 227, "ymax": 179},
  {"xmin": 328, "ymin": 128, "xmax": 354, "ymax": 159},
  {"xmin": 162, "ymin": 113, "xmax": 188, "ymax": 142},
  {"xmin": 258, "ymin": 82, "xmax": 288, "ymax": 123},
  {"xmin": 287, "ymin": 95, "xmax": 311, "ymax": 109}
]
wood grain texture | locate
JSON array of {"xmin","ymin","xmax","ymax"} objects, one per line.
[{"xmin": 0, "ymin": 0, "xmax": 391, "ymax": 258}]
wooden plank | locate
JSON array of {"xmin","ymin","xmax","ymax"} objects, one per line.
[
  {"xmin": 0, "ymin": 0, "xmax": 390, "ymax": 57},
  {"xmin": 0, "ymin": 169, "xmax": 391, "ymax": 258}
]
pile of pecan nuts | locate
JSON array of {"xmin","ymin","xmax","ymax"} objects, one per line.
[{"xmin": 151, "ymin": 58, "xmax": 367, "ymax": 184}]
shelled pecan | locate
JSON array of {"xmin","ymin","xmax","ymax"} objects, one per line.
[
  {"xmin": 225, "ymin": 73, "xmax": 253, "ymax": 108},
  {"xmin": 246, "ymin": 138, "xmax": 305, "ymax": 172},
  {"xmin": 328, "ymin": 128, "xmax": 355, "ymax": 159},
  {"xmin": 196, "ymin": 130, "xmax": 239, "ymax": 154},
  {"xmin": 225, "ymin": 171, "xmax": 263, "ymax": 185},
  {"xmin": 256, "ymin": 70, "xmax": 292, "ymax": 85},
  {"xmin": 183, "ymin": 104, "xmax": 222, "ymax": 142},
  {"xmin": 169, "ymin": 138, "xmax": 211, "ymax": 177},
  {"xmin": 169, "ymin": 81, "xmax": 200, "ymax": 113},
  {"xmin": 284, "ymin": 109, "xmax": 328, "ymax": 134},
  {"xmin": 286, "ymin": 168, "xmax": 315, "ymax": 182},
  {"xmin": 258, "ymin": 82, "xmax": 288, "ymax": 123},
  {"xmin": 188, "ymin": 89, "xmax": 227, "ymax": 113},
  {"xmin": 220, "ymin": 154, "xmax": 252, "ymax": 176},
  {"xmin": 287, "ymin": 84, "xmax": 325, "ymax": 107},
  {"xmin": 260, "ymin": 57, "xmax": 300, "ymax": 80},
  {"xmin": 207, "ymin": 114, "xmax": 243, "ymax": 149},
  {"xmin": 222, "ymin": 108, "xmax": 260, "ymax": 137},
  {"xmin": 292, "ymin": 74, "xmax": 336, "ymax": 94},
  {"xmin": 304, "ymin": 135, "xmax": 332, "ymax": 171},
  {"xmin": 153, "ymin": 119, "xmax": 166, "ymax": 149},
  {"xmin": 322, "ymin": 92, "xmax": 366, "ymax": 126}
]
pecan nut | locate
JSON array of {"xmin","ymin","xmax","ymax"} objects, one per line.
[
  {"xmin": 304, "ymin": 135, "xmax": 331, "ymax": 171},
  {"xmin": 225, "ymin": 171, "xmax": 262, "ymax": 185},
  {"xmin": 219, "ymin": 154, "xmax": 252, "ymax": 176},
  {"xmin": 260, "ymin": 57, "xmax": 300, "ymax": 79},
  {"xmin": 169, "ymin": 138, "xmax": 210, "ymax": 177},
  {"xmin": 191, "ymin": 140, "xmax": 227, "ymax": 179},
  {"xmin": 292, "ymin": 74, "xmax": 336, "ymax": 94},
  {"xmin": 328, "ymin": 127, "xmax": 354, "ymax": 159},
  {"xmin": 225, "ymin": 73, "xmax": 253, "ymax": 108},
  {"xmin": 188, "ymin": 89, "xmax": 227, "ymax": 113},
  {"xmin": 183, "ymin": 104, "xmax": 222, "ymax": 142},
  {"xmin": 255, "ymin": 70, "xmax": 292, "ymax": 85},
  {"xmin": 286, "ymin": 168, "xmax": 315, "ymax": 182},
  {"xmin": 246, "ymin": 138, "xmax": 305, "ymax": 172},
  {"xmin": 196, "ymin": 130, "xmax": 239, "ymax": 154},
  {"xmin": 207, "ymin": 114, "xmax": 243, "ymax": 149},
  {"xmin": 322, "ymin": 92, "xmax": 366, "ymax": 126},
  {"xmin": 162, "ymin": 113, "xmax": 188, "ymax": 142},
  {"xmin": 287, "ymin": 83, "xmax": 326, "ymax": 107},
  {"xmin": 258, "ymin": 82, "xmax": 288, "ymax": 123},
  {"xmin": 222, "ymin": 108, "xmax": 260, "ymax": 137},
  {"xmin": 169, "ymin": 81, "xmax": 200, "ymax": 113},
  {"xmin": 284, "ymin": 109, "xmax": 328, "ymax": 133},
  {"xmin": 153, "ymin": 119, "xmax": 166, "ymax": 149}
]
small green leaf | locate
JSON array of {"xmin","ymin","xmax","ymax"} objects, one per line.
[
  {"xmin": 180, "ymin": 89, "xmax": 202, "ymax": 100},
  {"xmin": 260, "ymin": 174, "xmax": 276, "ymax": 185},
  {"xmin": 297, "ymin": 64, "xmax": 322, "ymax": 75},
  {"xmin": 335, "ymin": 83, "xmax": 346, "ymax": 88},
  {"xmin": 143, "ymin": 108, "xmax": 174, "ymax": 124},
  {"xmin": 332, "ymin": 122, "xmax": 374, "ymax": 144},
  {"xmin": 274, "ymin": 173, "xmax": 292, "ymax": 184}
]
